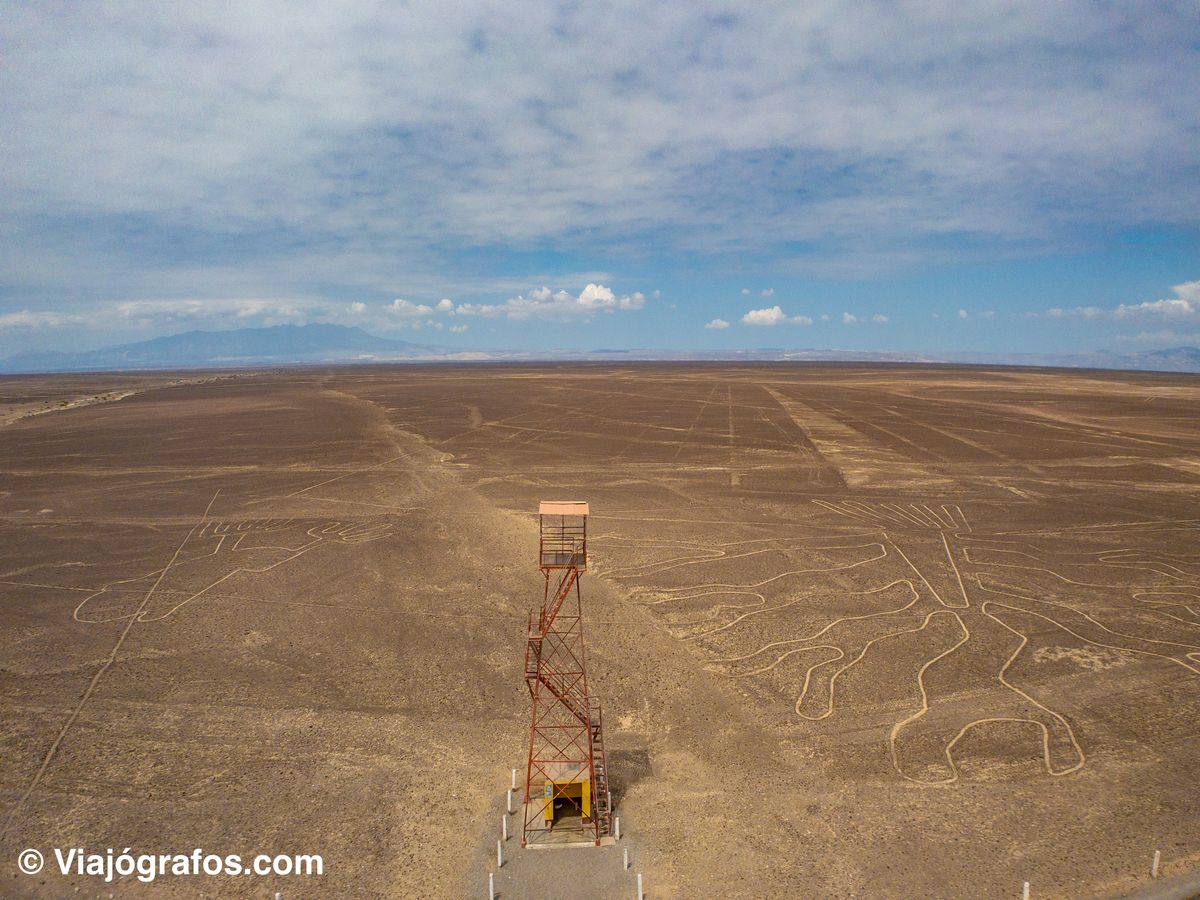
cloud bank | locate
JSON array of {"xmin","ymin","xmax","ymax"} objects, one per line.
[
  {"xmin": 1035, "ymin": 280, "xmax": 1200, "ymax": 323},
  {"xmin": 454, "ymin": 284, "xmax": 645, "ymax": 320},
  {"xmin": 0, "ymin": 283, "xmax": 644, "ymax": 334},
  {"xmin": 2, "ymin": 0, "xmax": 1198, "ymax": 310}
]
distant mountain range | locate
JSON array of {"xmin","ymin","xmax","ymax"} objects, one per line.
[
  {"xmin": 707, "ymin": 345, "xmax": 1200, "ymax": 373},
  {"xmin": 2, "ymin": 323, "xmax": 1198, "ymax": 374},
  {"xmin": 0, "ymin": 324, "xmax": 438, "ymax": 372},
  {"xmin": 589, "ymin": 346, "xmax": 1200, "ymax": 372},
  {"xmin": 1096, "ymin": 345, "xmax": 1200, "ymax": 372},
  {"xmin": 948, "ymin": 345, "xmax": 1200, "ymax": 373}
]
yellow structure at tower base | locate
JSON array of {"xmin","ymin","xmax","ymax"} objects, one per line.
[{"xmin": 542, "ymin": 778, "xmax": 591, "ymax": 822}]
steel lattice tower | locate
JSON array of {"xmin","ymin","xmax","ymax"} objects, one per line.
[{"xmin": 521, "ymin": 501, "xmax": 611, "ymax": 846}]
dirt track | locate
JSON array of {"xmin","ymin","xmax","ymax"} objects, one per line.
[{"xmin": 2, "ymin": 363, "xmax": 1198, "ymax": 898}]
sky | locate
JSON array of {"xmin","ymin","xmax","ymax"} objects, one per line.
[{"xmin": 1, "ymin": 1, "xmax": 1199, "ymax": 357}]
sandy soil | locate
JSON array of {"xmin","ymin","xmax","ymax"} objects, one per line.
[{"xmin": 1, "ymin": 363, "xmax": 1198, "ymax": 898}]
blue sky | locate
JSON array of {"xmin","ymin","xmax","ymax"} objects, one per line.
[{"xmin": 1, "ymin": 2, "xmax": 1198, "ymax": 356}]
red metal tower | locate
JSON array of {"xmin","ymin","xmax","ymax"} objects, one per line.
[{"xmin": 522, "ymin": 501, "xmax": 611, "ymax": 846}]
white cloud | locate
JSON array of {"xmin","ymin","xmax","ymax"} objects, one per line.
[
  {"xmin": 743, "ymin": 306, "xmax": 812, "ymax": 326},
  {"xmin": 744, "ymin": 306, "xmax": 788, "ymax": 326},
  {"xmin": 958, "ymin": 309, "xmax": 969, "ymax": 320},
  {"xmin": 740, "ymin": 288, "xmax": 750, "ymax": 295},
  {"xmin": 980, "ymin": 310, "xmax": 995, "ymax": 320},
  {"xmin": 1114, "ymin": 281, "xmax": 1200, "ymax": 320},
  {"xmin": 1045, "ymin": 306, "xmax": 1103, "ymax": 319},
  {"xmin": 705, "ymin": 318, "xmax": 730, "ymax": 329},
  {"xmin": 578, "ymin": 283, "xmax": 615, "ymax": 308},
  {"xmin": 389, "ymin": 298, "xmax": 436, "ymax": 317},
  {"xmin": 449, "ymin": 324, "xmax": 468, "ymax": 333},
  {"xmin": 347, "ymin": 301, "xmax": 366, "ymax": 314},
  {"xmin": 842, "ymin": 311, "xmax": 888, "ymax": 325},
  {"xmin": 0, "ymin": 309, "xmax": 85, "ymax": 330},
  {"xmin": 436, "ymin": 298, "xmax": 454, "ymax": 312},
  {"xmin": 1115, "ymin": 300, "xmax": 1194, "ymax": 317},
  {"xmin": 1, "ymin": 296, "xmax": 339, "ymax": 335},
  {"xmin": 454, "ymin": 284, "xmax": 645, "ymax": 321},
  {"xmin": 760, "ymin": 288, "xmax": 774, "ymax": 297},
  {"xmin": 820, "ymin": 313, "xmax": 830, "ymax": 322},
  {"xmin": 1026, "ymin": 281, "xmax": 1200, "ymax": 326},
  {"xmin": 115, "ymin": 298, "xmax": 315, "ymax": 324}
]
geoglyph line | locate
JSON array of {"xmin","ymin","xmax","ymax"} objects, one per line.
[
  {"xmin": 612, "ymin": 505, "xmax": 1196, "ymax": 783},
  {"xmin": 0, "ymin": 491, "xmax": 221, "ymax": 840}
]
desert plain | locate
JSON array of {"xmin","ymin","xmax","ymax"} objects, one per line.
[{"xmin": 1, "ymin": 362, "xmax": 1198, "ymax": 898}]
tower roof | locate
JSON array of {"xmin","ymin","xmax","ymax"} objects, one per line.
[{"xmin": 538, "ymin": 500, "xmax": 589, "ymax": 516}]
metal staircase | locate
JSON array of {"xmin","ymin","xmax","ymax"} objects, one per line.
[{"xmin": 590, "ymin": 699, "xmax": 611, "ymax": 832}]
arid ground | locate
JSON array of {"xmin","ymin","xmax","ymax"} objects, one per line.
[{"xmin": 2, "ymin": 363, "xmax": 1199, "ymax": 898}]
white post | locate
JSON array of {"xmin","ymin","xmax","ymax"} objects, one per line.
[
  {"xmin": 502, "ymin": 815, "xmax": 508, "ymax": 841},
  {"xmin": 489, "ymin": 872, "xmax": 494, "ymax": 900},
  {"xmin": 507, "ymin": 788, "xmax": 514, "ymax": 814},
  {"xmin": 511, "ymin": 768, "xmax": 517, "ymax": 790},
  {"xmin": 607, "ymin": 789, "xmax": 612, "ymax": 813},
  {"xmin": 624, "ymin": 848, "xmax": 629, "ymax": 870},
  {"xmin": 1022, "ymin": 882, "xmax": 1029, "ymax": 900},
  {"xmin": 1153, "ymin": 850, "xmax": 1161, "ymax": 879},
  {"xmin": 497, "ymin": 839, "xmax": 503, "ymax": 868},
  {"xmin": 637, "ymin": 872, "xmax": 643, "ymax": 900},
  {"xmin": 615, "ymin": 816, "xmax": 620, "ymax": 841}
]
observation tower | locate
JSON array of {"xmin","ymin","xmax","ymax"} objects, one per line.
[{"xmin": 521, "ymin": 501, "xmax": 611, "ymax": 846}]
